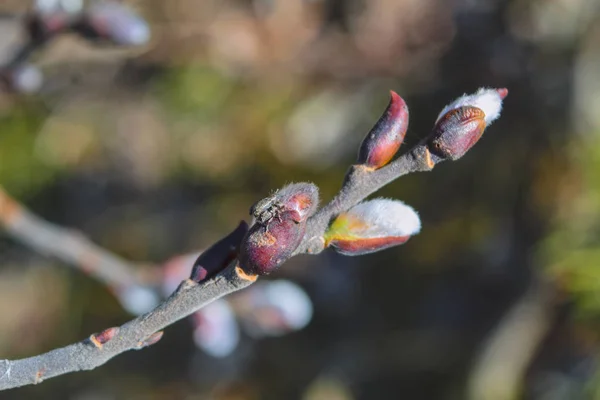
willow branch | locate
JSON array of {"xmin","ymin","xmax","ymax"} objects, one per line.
[
  {"xmin": 0, "ymin": 263, "xmax": 254, "ymax": 391},
  {"xmin": 298, "ymin": 144, "xmax": 438, "ymax": 254},
  {"xmin": 0, "ymin": 187, "xmax": 146, "ymax": 291}
]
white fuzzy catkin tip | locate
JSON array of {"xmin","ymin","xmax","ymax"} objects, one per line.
[
  {"xmin": 436, "ymin": 88, "xmax": 504, "ymax": 126},
  {"xmin": 348, "ymin": 198, "xmax": 421, "ymax": 238}
]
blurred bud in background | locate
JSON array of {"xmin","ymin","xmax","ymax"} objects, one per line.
[
  {"xmin": 77, "ymin": 1, "xmax": 150, "ymax": 46},
  {"xmin": 191, "ymin": 299, "xmax": 240, "ymax": 358},
  {"xmin": 28, "ymin": 0, "xmax": 83, "ymax": 39},
  {"xmin": 115, "ymin": 284, "xmax": 160, "ymax": 315},
  {"xmin": 232, "ymin": 280, "xmax": 313, "ymax": 338},
  {"xmin": 1, "ymin": 63, "xmax": 43, "ymax": 94},
  {"xmin": 325, "ymin": 198, "xmax": 421, "ymax": 256}
]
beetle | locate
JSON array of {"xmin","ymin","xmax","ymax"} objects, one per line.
[{"xmin": 250, "ymin": 191, "xmax": 285, "ymax": 226}]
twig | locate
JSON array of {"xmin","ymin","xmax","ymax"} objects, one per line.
[
  {"xmin": 0, "ymin": 263, "xmax": 254, "ymax": 390},
  {"xmin": 0, "ymin": 186, "xmax": 144, "ymax": 291},
  {"xmin": 0, "ymin": 87, "xmax": 506, "ymax": 390},
  {"xmin": 298, "ymin": 144, "xmax": 436, "ymax": 254}
]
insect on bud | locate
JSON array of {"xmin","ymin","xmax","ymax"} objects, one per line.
[
  {"xmin": 77, "ymin": 2, "xmax": 150, "ymax": 46},
  {"xmin": 325, "ymin": 198, "xmax": 421, "ymax": 256},
  {"xmin": 428, "ymin": 88, "xmax": 507, "ymax": 161},
  {"xmin": 239, "ymin": 183, "xmax": 319, "ymax": 276},
  {"xmin": 357, "ymin": 91, "xmax": 409, "ymax": 169}
]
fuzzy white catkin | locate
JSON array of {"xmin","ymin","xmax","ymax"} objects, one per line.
[
  {"xmin": 436, "ymin": 88, "xmax": 504, "ymax": 125},
  {"xmin": 346, "ymin": 198, "xmax": 421, "ymax": 238}
]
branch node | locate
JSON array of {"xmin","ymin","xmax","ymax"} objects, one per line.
[
  {"xmin": 235, "ymin": 265, "xmax": 258, "ymax": 282},
  {"xmin": 136, "ymin": 331, "xmax": 164, "ymax": 349},
  {"xmin": 176, "ymin": 278, "xmax": 198, "ymax": 294},
  {"xmin": 0, "ymin": 360, "xmax": 11, "ymax": 381},
  {"xmin": 34, "ymin": 368, "xmax": 46, "ymax": 385},
  {"xmin": 89, "ymin": 327, "xmax": 120, "ymax": 349}
]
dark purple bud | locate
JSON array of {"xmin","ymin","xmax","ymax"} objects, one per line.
[
  {"xmin": 240, "ymin": 183, "xmax": 319, "ymax": 276},
  {"xmin": 190, "ymin": 221, "xmax": 249, "ymax": 283},
  {"xmin": 358, "ymin": 91, "xmax": 409, "ymax": 169}
]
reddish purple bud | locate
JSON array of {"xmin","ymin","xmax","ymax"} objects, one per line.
[
  {"xmin": 190, "ymin": 221, "xmax": 249, "ymax": 283},
  {"xmin": 240, "ymin": 183, "xmax": 319, "ymax": 275},
  {"xmin": 90, "ymin": 327, "xmax": 119, "ymax": 349},
  {"xmin": 428, "ymin": 88, "xmax": 507, "ymax": 161},
  {"xmin": 358, "ymin": 91, "xmax": 409, "ymax": 169},
  {"xmin": 428, "ymin": 106, "xmax": 487, "ymax": 161},
  {"xmin": 78, "ymin": 2, "xmax": 150, "ymax": 46},
  {"xmin": 325, "ymin": 198, "xmax": 421, "ymax": 256},
  {"xmin": 136, "ymin": 331, "xmax": 163, "ymax": 349}
]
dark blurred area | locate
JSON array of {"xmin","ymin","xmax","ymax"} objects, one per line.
[{"xmin": 1, "ymin": 0, "xmax": 600, "ymax": 399}]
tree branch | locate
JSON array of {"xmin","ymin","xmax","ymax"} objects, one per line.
[
  {"xmin": 0, "ymin": 187, "xmax": 146, "ymax": 291},
  {"xmin": 0, "ymin": 263, "xmax": 254, "ymax": 391},
  {"xmin": 298, "ymin": 144, "xmax": 438, "ymax": 254}
]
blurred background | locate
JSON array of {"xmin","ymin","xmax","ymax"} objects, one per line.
[{"xmin": 0, "ymin": 0, "xmax": 600, "ymax": 399}]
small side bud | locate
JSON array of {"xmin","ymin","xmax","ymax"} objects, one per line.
[
  {"xmin": 325, "ymin": 198, "xmax": 421, "ymax": 256},
  {"xmin": 240, "ymin": 183, "xmax": 319, "ymax": 275},
  {"xmin": 136, "ymin": 331, "xmax": 164, "ymax": 349},
  {"xmin": 428, "ymin": 88, "xmax": 507, "ymax": 161},
  {"xmin": 190, "ymin": 221, "xmax": 249, "ymax": 283},
  {"xmin": 358, "ymin": 91, "xmax": 409, "ymax": 169},
  {"xmin": 90, "ymin": 327, "xmax": 119, "ymax": 349},
  {"xmin": 77, "ymin": 2, "xmax": 150, "ymax": 46}
]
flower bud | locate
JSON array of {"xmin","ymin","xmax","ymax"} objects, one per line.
[
  {"xmin": 190, "ymin": 221, "xmax": 248, "ymax": 283},
  {"xmin": 325, "ymin": 198, "xmax": 421, "ymax": 256},
  {"xmin": 90, "ymin": 327, "xmax": 119, "ymax": 349},
  {"xmin": 357, "ymin": 91, "xmax": 409, "ymax": 169},
  {"xmin": 78, "ymin": 2, "xmax": 150, "ymax": 46},
  {"xmin": 240, "ymin": 183, "xmax": 319, "ymax": 276},
  {"xmin": 428, "ymin": 88, "xmax": 507, "ymax": 161}
]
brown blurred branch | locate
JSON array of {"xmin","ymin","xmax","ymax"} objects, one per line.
[
  {"xmin": 0, "ymin": 264, "xmax": 254, "ymax": 390},
  {"xmin": 0, "ymin": 186, "xmax": 147, "ymax": 291}
]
